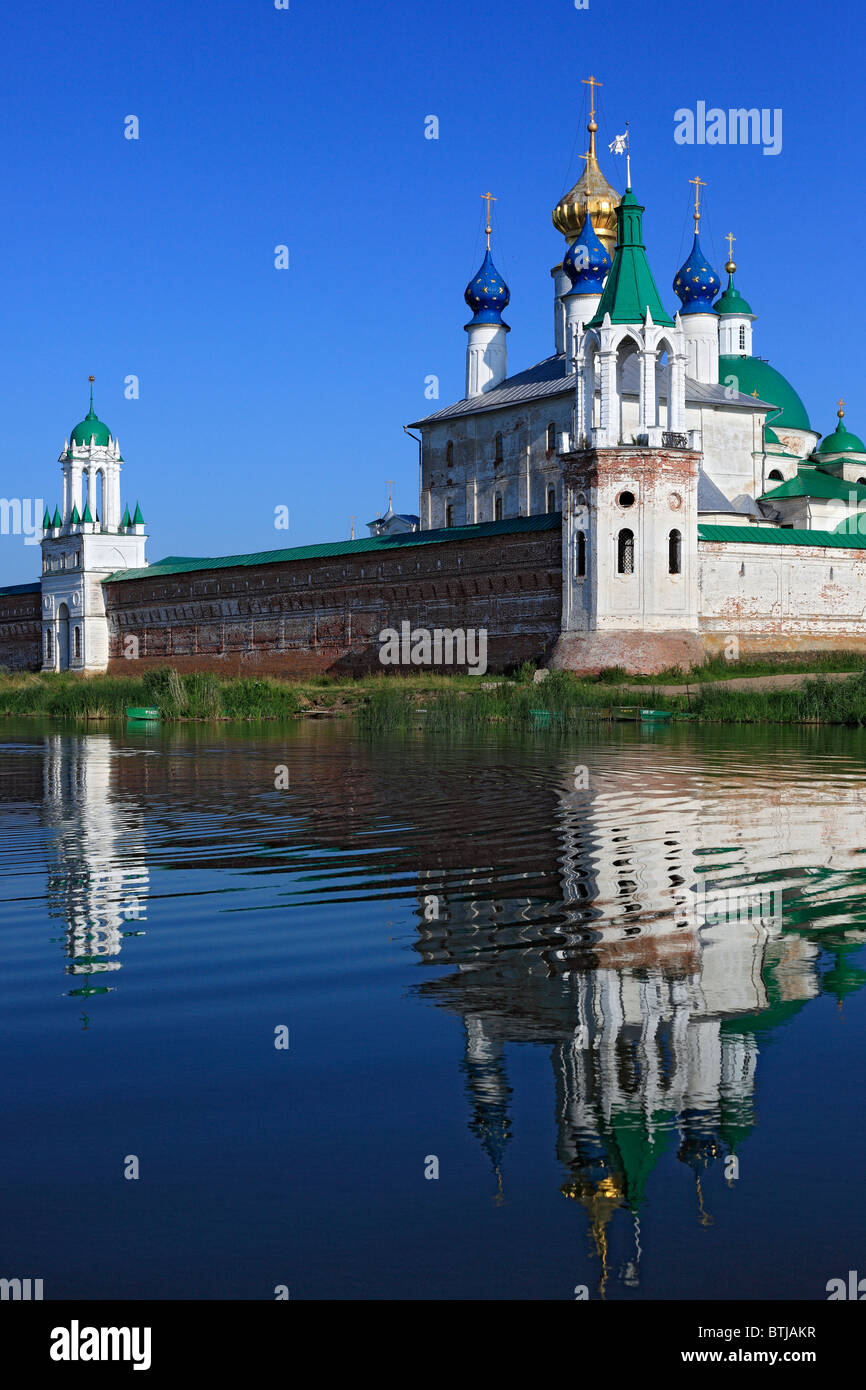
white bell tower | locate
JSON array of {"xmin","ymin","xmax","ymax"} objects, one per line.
[{"xmin": 40, "ymin": 378, "xmax": 147, "ymax": 673}]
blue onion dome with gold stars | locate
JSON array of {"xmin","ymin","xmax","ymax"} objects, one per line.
[
  {"xmin": 563, "ymin": 210, "xmax": 611, "ymax": 295},
  {"xmin": 673, "ymin": 232, "xmax": 720, "ymax": 314},
  {"xmin": 464, "ymin": 249, "xmax": 510, "ymax": 326}
]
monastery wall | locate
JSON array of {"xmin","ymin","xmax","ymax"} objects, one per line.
[
  {"xmin": 0, "ymin": 587, "xmax": 42, "ymax": 671},
  {"xmin": 698, "ymin": 537, "xmax": 866, "ymax": 655},
  {"xmin": 103, "ymin": 524, "xmax": 563, "ymax": 676}
]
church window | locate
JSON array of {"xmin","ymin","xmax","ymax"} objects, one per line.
[
  {"xmin": 73, "ymin": 627, "xmax": 81, "ymax": 660},
  {"xmin": 445, "ymin": 503, "xmax": 454, "ymax": 527},
  {"xmin": 546, "ymin": 485, "xmax": 556, "ymax": 514},
  {"xmin": 858, "ymin": 478, "xmax": 866, "ymax": 486},
  {"xmin": 617, "ymin": 528, "xmax": 635, "ymax": 575},
  {"xmin": 446, "ymin": 441, "xmax": 454, "ymax": 467},
  {"xmin": 45, "ymin": 628, "xmax": 52, "ymax": 661},
  {"xmin": 494, "ymin": 432, "xmax": 503, "ymax": 464},
  {"xmin": 768, "ymin": 469, "xmax": 784, "ymax": 483},
  {"xmin": 668, "ymin": 528, "xmax": 682, "ymax": 575},
  {"xmin": 618, "ymin": 490, "xmax": 636, "ymax": 508},
  {"xmin": 494, "ymin": 494, "xmax": 503, "ymax": 521},
  {"xmin": 546, "ymin": 422, "xmax": 556, "ymax": 453},
  {"xmin": 738, "ymin": 325, "xmax": 746, "ymax": 350},
  {"xmin": 576, "ymin": 531, "xmax": 587, "ymax": 578}
]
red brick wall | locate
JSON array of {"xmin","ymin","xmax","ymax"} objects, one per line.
[
  {"xmin": 0, "ymin": 589, "xmax": 42, "ymax": 671},
  {"xmin": 104, "ymin": 527, "xmax": 563, "ymax": 675}
]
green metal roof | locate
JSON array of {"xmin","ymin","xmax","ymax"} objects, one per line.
[
  {"xmin": 816, "ymin": 416, "xmax": 866, "ymax": 456},
  {"xmin": 104, "ymin": 513, "xmax": 562, "ymax": 583},
  {"xmin": 714, "ymin": 272, "xmax": 753, "ymax": 317},
  {"xmin": 587, "ymin": 189, "xmax": 674, "ymax": 329},
  {"xmin": 718, "ymin": 355, "xmax": 810, "ymax": 431},
  {"xmin": 761, "ymin": 466, "xmax": 866, "ymax": 503},
  {"xmin": 699, "ymin": 523, "xmax": 866, "ymax": 550}
]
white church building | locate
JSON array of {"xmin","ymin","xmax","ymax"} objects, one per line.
[{"xmin": 410, "ymin": 87, "xmax": 866, "ymax": 670}]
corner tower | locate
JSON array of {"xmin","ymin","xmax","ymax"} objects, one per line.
[
  {"xmin": 555, "ymin": 186, "xmax": 702, "ymax": 675},
  {"xmin": 40, "ymin": 379, "xmax": 148, "ymax": 673}
]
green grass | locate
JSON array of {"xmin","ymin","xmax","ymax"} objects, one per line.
[
  {"xmin": 3, "ymin": 661, "xmax": 866, "ymax": 727},
  {"xmin": 594, "ymin": 651, "xmax": 866, "ymax": 685}
]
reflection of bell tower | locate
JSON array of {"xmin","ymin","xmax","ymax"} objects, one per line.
[
  {"xmin": 42, "ymin": 732, "xmax": 149, "ymax": 995},
  {"xmin": 462, "ymin": 1016, "xmax": 512, "ymax": 1203}
]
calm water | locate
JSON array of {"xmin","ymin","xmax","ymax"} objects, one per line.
[{"xmin": 1, "ymin": 717, "xmax": 865, "ymax": 1300}]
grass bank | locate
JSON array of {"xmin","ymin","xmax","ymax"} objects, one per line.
[{"xmin": 2, "ymin": 663, "xmax": 866, "ymax": 727}]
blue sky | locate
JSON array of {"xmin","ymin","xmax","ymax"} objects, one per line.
[{"xmin": 0, "ymin": 0, "xmax": 861, "ymax": 580}]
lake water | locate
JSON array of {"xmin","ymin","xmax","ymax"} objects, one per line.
[{"xmin": 1, "ymin": 717, "xmax": 865, "ymax": 1300}]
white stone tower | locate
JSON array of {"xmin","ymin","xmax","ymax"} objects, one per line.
[
  {"xmin": 715, "ymin": 236, "xmax": 756, "ymax": 357},
  {"xmin": 40, "ymin": 379, "xmax": 147, "ymax": 673}
]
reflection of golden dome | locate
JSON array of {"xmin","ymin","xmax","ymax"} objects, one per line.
[{"xmin": 552, "ymin": 119, "xmax": 620, "ymax": 255}]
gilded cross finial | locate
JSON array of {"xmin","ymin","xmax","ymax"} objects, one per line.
[
  {"xmin": 581, "ymin": 75, "xmax": 602, "ymax": 122},
  {"xmin": 838, "ymin": 398, "xmax": 845, "ymax": 418},
  {"xmin": 724, "ymin": 231, "xmax": 736, "ymax": 275},
  {"xmin": 481, "ymin": 191, "xmax": 496, "ymax": 248},
  {"xmin": 88, "ymin": 374, "xmax": 95, "ymax": 411},
  {"xmin": 689, "ymin": 175, "xmax": 706, "ymax": 227}
]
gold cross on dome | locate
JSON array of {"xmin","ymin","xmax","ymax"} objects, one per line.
[
  {"xmin": 581, "ymin": 75, "xmax": 602, "ymax": 120},
  {"xmin": 838, "ymin": 398, "xmax": 845, "ymax": 417},
  {"xmin": 481, "ymin": 191, "xmax": 496, "ymax": 247},
  {"xmin": 725, "ymin": 232, "xmax": 735, "ymax": 261},
  {"xmin": 689, "ymin": 175, "xmax": 706, "ymax": 226}
]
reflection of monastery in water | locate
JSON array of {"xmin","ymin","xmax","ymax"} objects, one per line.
[
  {"xmin": 42, "ymin": 734, "xmax": 149, "ymax": 996},
  {"xmin": 412, "ymin": 748, "xmax": 866, "ymax": 1295},
  {"xmin": 21, "ymin": 725, "xmax": 866, "ymax": 1290}
]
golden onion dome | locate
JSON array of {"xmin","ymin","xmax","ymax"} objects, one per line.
[{"xmin": 553, "ymin": 118, "xmax": 620, "ymax": 255}]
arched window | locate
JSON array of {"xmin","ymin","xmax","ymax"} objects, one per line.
[
  {"xmin": 547, "ymin": 422, "xmax": 556, "ymax": 453},
  {"xmin": 494, "ymin": 493, "xmax": 503, "ymax": 521},
  {"xmin": 668, "ymin": 528, "xmax": 682, "ymax": 575},
  {"xmin": 45, "ymin": 628, "xmax": 52, "ymax": 662},
  {"xmin": 445, "ymin": 503, "xmax": 454, "ymax": 528},
  {"xmin": 446, "ymin": 440, "xmax": 454, "ymax": 467},
  {"xmin": 576, "ymin": 531, "xmax": 587, "ymax": 578},
  {"xmin": 546, "ymin": 485, "xmax": 556, "ymax": 514},
  {"xmin": 768, "ymin": 469, "xmax": 784, "ymax": 483},
  {"xmin": 73, "ymin": 626, "xmax": 82, "ymax": 659},
  {"xmin": 494, "ymin": 432, "xmax": 503, "ymax": 464},
  {"xmin": 617, "ymin": 528, "xmax": 635, "ymax": 575},
  {"xmin": 738, "ymin": 325, "xmax": 746, "ymax": 350},
  {"xmin": 858, "ymin": 477, "xmax": 866, "ymax": 486}
]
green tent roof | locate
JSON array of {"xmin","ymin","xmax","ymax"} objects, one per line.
[
  {"xmin": 52, "ymin": 505, "xmax": 62, "ymax": 527},
  {"xmin": 588, "ymin": 189, "xmax": 674, "ymax": 328},
  {"xmin": 81, "ymin": 499, "xmax": 93, "ymax": 523},
  {"xmin": 132, "ymin": 501, "xmax": 144, "ymax": 525},
  {"xmin": 718, "ymin": 355, "xmax": 810, "ymax": 431}
]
